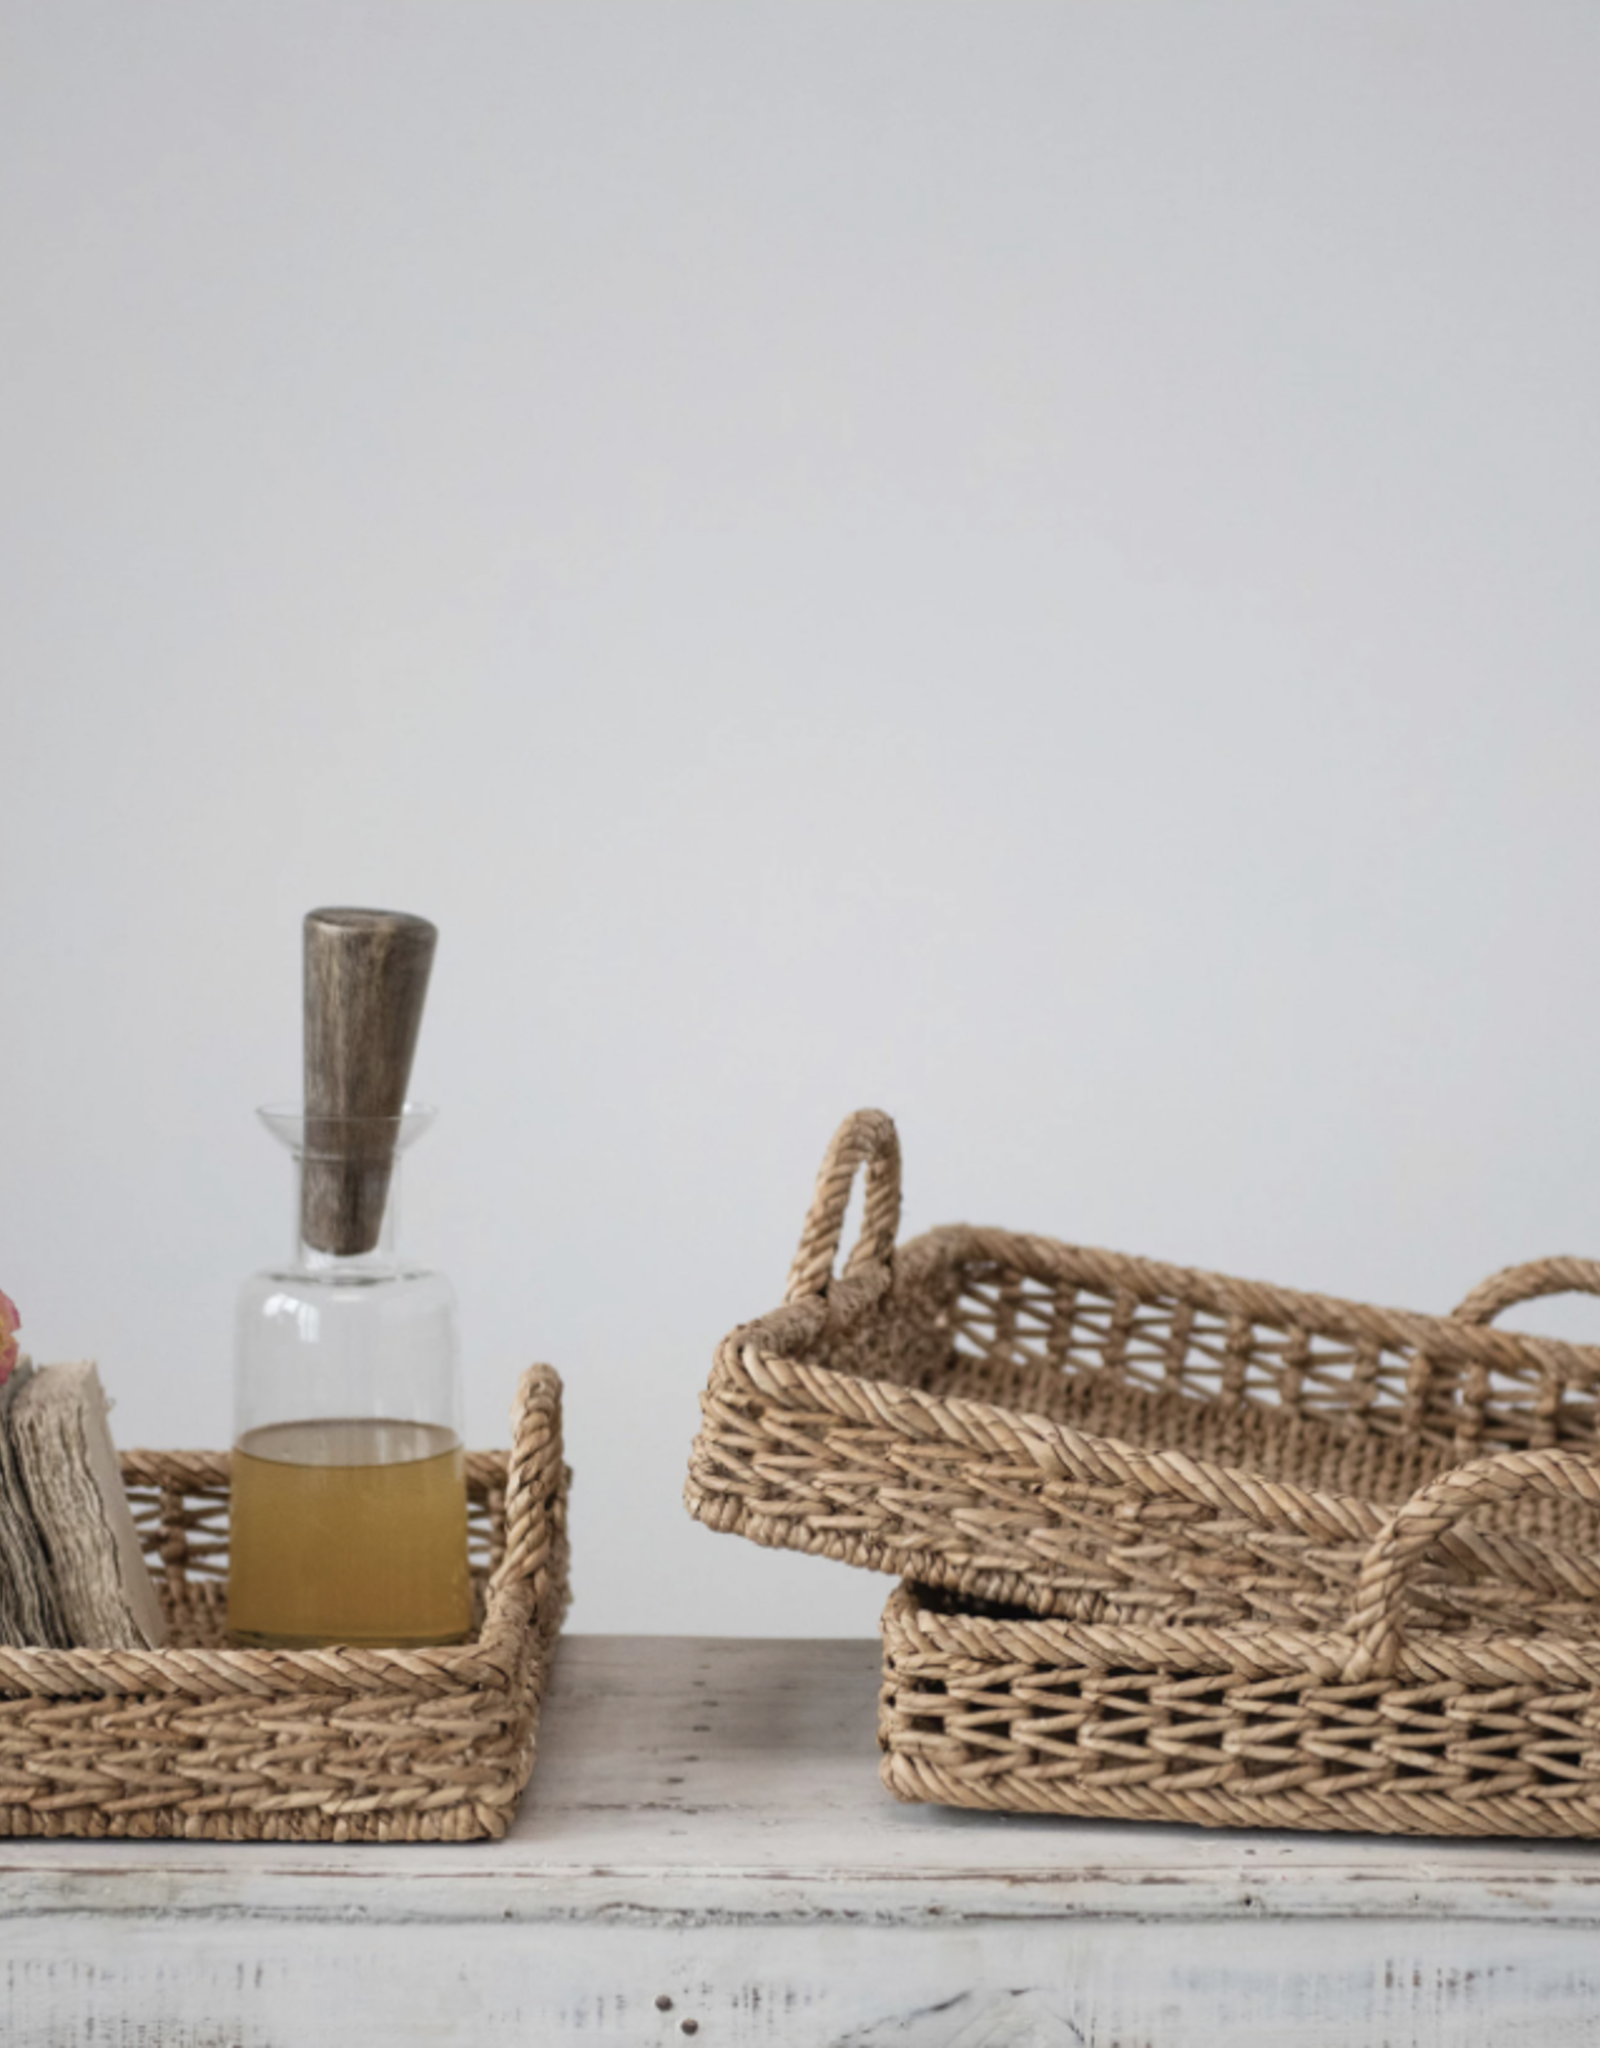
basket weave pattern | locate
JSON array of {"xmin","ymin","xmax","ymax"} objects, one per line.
[
  {"xmin": 686, "ymin": 1113, "xmax": 1600, "ymax": 1641},
  {"xmin": 0, "ymin": 1365, "xmax": 569, "ymax": 1842},
  {"xmin": 880, "ymin": 1444, "xmax": 1600, "ymax": 1839}
]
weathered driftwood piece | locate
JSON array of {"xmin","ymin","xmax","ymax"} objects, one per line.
[
  {"xmin": 9, "ymin": 1362, "xmax": 165, "ymax": 1650},
  {"xmin": 301, "ymin": 906, "xmax": 437, "ymax": 1256},
  {"xmin": 0, "ymin": 1362, "xmax": 70, "ymax": 1648}
]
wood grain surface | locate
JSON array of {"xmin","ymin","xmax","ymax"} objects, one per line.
[{"xmin": 301, "ymin": 906, "xmax": 436, "ymax": 1254}]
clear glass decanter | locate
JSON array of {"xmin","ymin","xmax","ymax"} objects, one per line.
[{"xmin": 228, "ymin": 1104, "xmax": 472, "ymax": 1649}]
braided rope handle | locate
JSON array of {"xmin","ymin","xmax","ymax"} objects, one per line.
[
  {"xmin": 486, "ymin": 1363, "xmax": 565, "ymax": 1607},
  {"xmin": 1342, "ymin": 1447, "xmax": 1600, "ymax": 1681},
  {"xmin": 784, "ymin": 1109, "xmax": 903, "ymax": 1304},
  {"xmin": 1452, "ymin": 1257, "xmax": 1600, "ymax": 1326}
]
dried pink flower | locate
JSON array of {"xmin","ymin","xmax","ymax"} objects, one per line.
[{"xmin": 0, "ymin": 1289, "xmax": 19, "ymax": 1387}]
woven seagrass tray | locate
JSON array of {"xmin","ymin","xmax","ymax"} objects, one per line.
[
  {"xmin": 0, "ymin": 1364, "xmax": 569, "ymax": 1842},
  {"xmin": 879, "ymin": 1447, "xmax": 1600, "ymax": 1839},
  {"xmin": 686, "ymin": 1110, "xmax": 1600, "ymax": 1646}
]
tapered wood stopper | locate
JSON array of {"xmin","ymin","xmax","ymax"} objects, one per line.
[{"xmin": 302, "ymin": 907, "xmax": 438, "ymax": 1256}]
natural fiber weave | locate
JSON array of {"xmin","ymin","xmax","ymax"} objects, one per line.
[
  {"xmin": 880, "ymin": 1449, "xmax": 1600, "ymax": 1839},
  {"xmin": 0, "ymin": 1365, "xmax": 569, "ymax": 1842},
  {"xmin": 687, "ymin": 1111, "xmax": 1600, "ymax": 1643}
]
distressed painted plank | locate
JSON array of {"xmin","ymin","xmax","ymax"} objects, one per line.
[{"xmin": 6, "ymin": 1907, "xmax": 1600, "ymax": 2046}]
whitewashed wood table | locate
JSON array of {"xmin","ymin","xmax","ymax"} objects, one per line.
[{"xmin": 6, "ymin": 1635, "xmax": 1600, "ymax": 2045}]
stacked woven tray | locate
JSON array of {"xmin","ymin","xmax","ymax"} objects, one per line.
[
  {"xmin": 0, "ymin": 1364, "xmax": 570, "ymax": 1842},
  {"xmin": 687, "ymin": 1110, "xmax": 1600, "ymax": 1838}
]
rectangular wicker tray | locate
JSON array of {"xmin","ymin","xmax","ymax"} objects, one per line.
[
  {"xmin": 0, "ymin": 1364, "xmax": 570, "ymax": 1842},
  {"xmin": 686, "ymin": 1111, "xmax": 1600, "ymax": 1646},
  {"xmin": 879, "ymin": 1463, "xmax": 1600, "ymax": 1843}
]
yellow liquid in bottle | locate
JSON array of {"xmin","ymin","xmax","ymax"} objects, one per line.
[{"xmin": 228, "ymin": 1419, "xmax": 473, "ymax": 1649}]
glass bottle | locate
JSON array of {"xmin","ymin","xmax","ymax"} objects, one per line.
[{"xmin": 228, "ymin": 1104, "xmax": 472, "ymax": 1649}]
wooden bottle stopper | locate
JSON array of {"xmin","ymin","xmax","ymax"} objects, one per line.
[{"xmin": 302, "ymin": 907, "xmax": 438, "ymax": 1256}]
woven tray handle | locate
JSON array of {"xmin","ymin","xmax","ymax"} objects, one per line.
[
  {"xmin": 1452, "ymin": 1257, "xmax": 1600, "ymax": 1326},
  {"xmin": 1342, "ymin": 1447, "xmax": 1600, "ymax": 1682},
  {"xmin": 487, "ymin": 1363, "xmax": 566, "ymax": 1607},
  {"xmin": 784, "ymin": 1109, "xmax": 902, "ymax": 1304}
]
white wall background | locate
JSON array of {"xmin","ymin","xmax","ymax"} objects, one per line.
[{"xmin": 4, "ymin": 3, "xmax": 1600, "ymax": 1637}]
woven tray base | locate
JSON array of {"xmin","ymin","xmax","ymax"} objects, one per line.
[
  {"xmin": 880, "ymin": 1538, "xmax": 1600, "ymax": 1842},
  {"xmin": 0, "ymin": 1365, "xmax": 569, "ymax": 1843}
]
